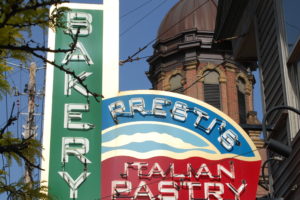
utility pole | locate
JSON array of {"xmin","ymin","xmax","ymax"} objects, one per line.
[{"xmin": 23, "ymin": 62, "xmax": 37, "ymax": 184}]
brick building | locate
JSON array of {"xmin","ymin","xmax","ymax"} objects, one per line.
[
  {"xmin": 147, "ymin": 0, "xmax": 267, "ymax": 198},
  {"xmin": 147, "ymin": 0, "xmax": 258, "ymax": 124}
]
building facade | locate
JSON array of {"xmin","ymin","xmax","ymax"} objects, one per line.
[
  {"xmin": 147, "ymin": 0, "xmax": 257, "ymax": 125},
  {"xmin": 214, "ymin": 0, "xmax": 300, "ymax": 199},
  {"xmin": 147, "ymin": 0, "xmax": 266, "ymax": 197}
]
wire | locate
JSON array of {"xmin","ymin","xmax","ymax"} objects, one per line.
[
  {"xmin": 5, "ymin": 61, "xmax": 23, "ymax": 68},
  {"xmin": 286, "ymin": 21, "xmax": 300, "ymax": 33},
  {"xmin": 38, "ymin": 26, "xmax": 46, "ymax": 146},
  {"xmin": 2, "ymin": 71, "xmax": 15, "ymax": 190},
  {"xmin": 1, "ymin": 155, "xmax": 9, "ymax": 197},
  {"xmin": 4, "ymin": 65, "xmax": 21, "ymax": 78},
  {"xmin": 121, "ymin": 0, "xmax": 169, "ymax": 37},
  {"xmin": 16, "ymin": 66, "xmax": 22, "ymax": 139},
  {"xmin": 182, "ymin": 61, "xmax": 225, "ymax": 92},
  {"xmin": 5, "ymin": 72, "xmax": 9, "ymax": 129},
  {"xmin": 213, "ymin": 33, "xmax": 247, "ymax": 44},
  {"xmin": 121, "ymin": 0, "xmax": 210, "ymax": 65},
  {"xmin": 157, "ymin": 0, "xmax": 209, "ymax": 41},
  {"xmin": 18, "ymin": 65, "xmax": 24, "ymax": 139},
  {"xmin": 121, "ymin": 0, "xmax": 154, "ymax": 19},
  {"xmin": 5, "ymin": 70, "xmax": 17, "ymax": 89},
  {"xmin": 120, "ymin": 55, "xmax": 151, "ymax": 65},
  {"xmin": 19, "ymin": 103, "xmax": 30, "ymax": 115},
  {"xmin": 39, "ymin": 70, "xmax": 46, "ymax": 144},
  {"xmin": 100, "ymin": 145, "xmax": 264, "ymax": 199}
]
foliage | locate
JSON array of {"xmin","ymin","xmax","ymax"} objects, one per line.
[
  {"xmin": 0, "ymin": 0, "xmax": 73, "ymax": 199},
  {"xmin": 0, "ymin": 132, "xmax": 42, "ymax": 168},
  {"xmin": 0, "ymin": 0, "xmax": 102, "ymax": 102},
  {"xmin": 0, "ymin": 112, "xmax": 49, "ymax": 199},
  {"xmin": 0, "ymin": 178, "xmax": 49, "ymax": 200},
  {"xmin": 0, "ymin": 118, "xmax": 50, "ymax": 199},
  {"xmin": 0, "ymin": 0, "xmax": 70, "ymax": 98},
  {"xmin": 0, "ymin": 0, "xmax": 69, "ymax": 59},
  {"xmin": 0, "ymin": 64, "xmax": 11, "ymax": 98}
]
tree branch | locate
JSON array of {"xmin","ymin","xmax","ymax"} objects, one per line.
[
  {"xmin": 120, "ymin": 45, "xmax": 148, "ymax": 65},
  {"xmin": 6, "ymin": 20, "xmax": 49, "ymax": 28},
  {"xmin": 0, "ymin": 141, "xmax": 43, "ymax": 171},
  {"xmin": 0, "ymin": 143, "xmax": 28, "ymax": 154},
  {"xmin": 0, "ymin": 0, "xmax": 69, "ymax": 28},
  {"xmin": 0, "ymin": 44, "xmax": 75, "ymax": 53},
  {"xmin": 1, "ymin": 27, "xmax": 102, "ymax": 101},
  {"xmin": 15, "ymin": 150, "xmax": 43, "ymax": 171},
  {"xmin": 31, "ymin": 51, "xmax": 103, "ymax": 101},
  {"xmin": 0, "ymin": 27, "xmax": 79, "ymax": 54},
  {"xmin": 0, "ymin": 103, "xmax": 17, "ymax": 138},
  {"xmin": 29, "ymin": 27, "xmax": 102, "ymax": 101}
]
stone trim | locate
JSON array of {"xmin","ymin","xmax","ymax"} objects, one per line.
[
  {"xmin": 184, "ymin": 64, "xmax": 197, "ymax": 70},
  {"xmin": 158, "ymin": 72, "xmax": 166, "ymax": 83},
  {"xmin": 197, "ymin": 63, "xmax": 226, "ymax": 82},
  {"xmin": 224, "ymin": 62, "xmax": 238, "ymax": 72},
  {"xmin": 163, "ymin": 69, "xmax": 185, "ymax": 91},
  {"xmin": 236, "ymin": 72, "xmax": 252, "ymax": 95}
]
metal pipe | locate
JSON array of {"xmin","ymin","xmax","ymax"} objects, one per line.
[
  {"xmin": 262, "ymin": 106, "xmax": 300, "ymax": 157},
  {"xmin": 261, "ymin": 157, "xmax": 284, "ymax": 191},
  {"xmin": 262, "ymin": 105, "xmax": 300, "ymax": 198}
]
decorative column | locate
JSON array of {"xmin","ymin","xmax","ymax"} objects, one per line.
[
  {"xmin": 219, "ymin": 74, "xmax": 228, "ymax": 114},
  {"xmin": 156, "ymin": 72, "xmax": 165, "ymax": 90},
  {"xmin": 184, "ymin": 64, "xmax": 198, "ymax": 99},
  {"xmin": 225, "ymin": 65, "xmax": 239, "ymax": 122}
]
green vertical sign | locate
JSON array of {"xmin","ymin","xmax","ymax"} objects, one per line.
[{"xmin": 46, "ymin": 5, "xmax": 103, "ymax": 199}]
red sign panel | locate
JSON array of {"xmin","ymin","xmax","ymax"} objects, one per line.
[{"xmin": 101, "ymin": 91, "xmax": 261, "ymax": 200}]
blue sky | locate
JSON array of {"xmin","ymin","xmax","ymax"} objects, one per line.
[
  {"xmin": 58, "ymin": 0, "xmax": 300, "ymax": 119},
  {"xmin": 1, "ymin": 0, "xmax": 300, "ymax": 197}
]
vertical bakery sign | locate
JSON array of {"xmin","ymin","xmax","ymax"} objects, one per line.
[
  {"xmin": 101, "ymin": 90, "xmax": 261, "ymax": 200},
  {"xmin": 41, "ymin": 1, "xmax": 119, "ymax": 199}
]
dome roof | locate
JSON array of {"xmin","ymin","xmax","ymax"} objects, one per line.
[{"xmin": 157, "ymin": 0, "xmax": 217, "ymax": 41}]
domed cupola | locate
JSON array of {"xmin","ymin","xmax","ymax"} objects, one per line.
[
  {"xmin": 146, "ymin": 1, "xmax": 263, "ymax": 185},
  {"xmin": 147, "ymin": 0, "xmax": 219, "ymax": 92},
  {"xmin": 147, "ymin": 0, "xmax": 257, "ymax": 125},
  {"xmin": 157, "ymin": 0, "xmax": 217, "ymax": 41}
]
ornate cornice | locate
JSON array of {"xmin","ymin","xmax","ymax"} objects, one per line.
[
  {"xmin": 236, "ymin": 72, "xmax": 252, "ymax": 95},
  {"xmin": 197, "ymin": 63, "xmax": 227, "ymax": 82},
  {"xmin": 163, "ymin": 69, "xmax": 185, "ymax": 91}
]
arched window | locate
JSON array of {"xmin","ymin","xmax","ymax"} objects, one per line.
[
  {"xmin": 203, "ymin": 70, "xmax": 221, "ymax": 109},
  {"xmin": 237, "ymin": 78, "xmax": 247, "ymax": 124},
  {"xmin": 170, "ymin": 74, "xmax": 183, "ymax": 93}
]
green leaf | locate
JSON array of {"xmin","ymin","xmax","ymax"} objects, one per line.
[{"xmin": 0, "ymin": 1, "xmax": 71, "ymax": 198}]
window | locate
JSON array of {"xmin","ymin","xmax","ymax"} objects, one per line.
[
  {"xmin": 237, "ymin": 78, "xmax": 247, "ymax": 124},
  {"xmin": 170, "ymin": 74, "xmax": 184, "ymax": 93},
  {"xmin": 203, "ymin": 70, "xmax": 221, "ymax": 109}
]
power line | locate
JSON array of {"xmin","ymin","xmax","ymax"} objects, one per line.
[
  {"xmin": 156, "ymin": 0, "xmax": 210, "ymax": 42},
  {"xmin": 286, "ymin": 21, "xmax": 300, "ymax": 33},
  {"xmin": 121, "ymin": 0, "xmax": 210, "ymax": 65},
  {"xmin": 121, "ymin": 0, "xmax": 154, "ymax": 19},
  {"xmin": 121, "ymin": 0, "xmax": 169, "ymax": 37},
  {"xmin": 120, "ymin": 55, "xmax": 151, "ymax": 66},
  {"xmin": 1, "ymin": 155, "xmax": 9, "ymax": 197},
  {"xmin": 18, "ymin": 65, "xmax": 24, "ymax": 139},
  {"xmin": 182, "ymin": 61, "xmax": 225, "ymax": 92},
  {"xmin": 5, "ymin": 70, "xmax": 17, "ymax": 89},
  {"xmin": 4, "ymin": 72, "xmax": 9, "ymax": 128},
  {"xmin": 5, "ymin": 61, "xmax": 22, "ymax": 68}
]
